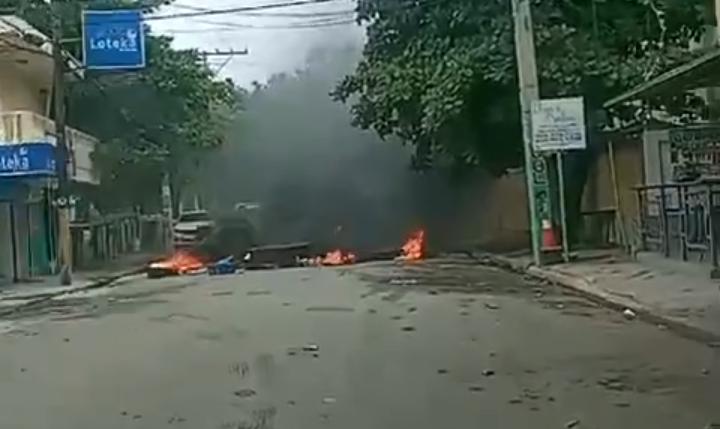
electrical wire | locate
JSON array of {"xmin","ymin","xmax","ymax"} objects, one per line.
[
  {"xmin": 79, "ymin": 0, "xmax": 347, "ymax": 26},
  {"xmin": 166, "ymin": 2, "xmax": 355, "ymax": 18},
  {"xmin": 160, "ymin": 18, "xmax": 356, "ymax": 33}
]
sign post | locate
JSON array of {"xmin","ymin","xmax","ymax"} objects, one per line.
[
  {"xmin": 511, "ymin": 0, "xmax": 551, "ymax": 266},
  {"xmin": 531, "ymin": 96, "xmax": 587, "ymax": 262},
  {"xmin": 82, "ymin": 9, "xmax": 146, "ymax": 70}
]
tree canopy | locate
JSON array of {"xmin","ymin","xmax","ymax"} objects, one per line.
[
  {"xmin": 0, "ymin": 0, "xmax": 240, "ymax": 213},
  {"xmin": 333, "ymin": 0, "xmax": 709, "ymax": 173}
]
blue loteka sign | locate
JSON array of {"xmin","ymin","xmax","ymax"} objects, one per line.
[
  {"xmin": 0, "ymin": 143, "xmax": 57, "ymax": 178},
  {"xmin": 82, "ymin": 9, "xmax": 146, "ymax": 70}
]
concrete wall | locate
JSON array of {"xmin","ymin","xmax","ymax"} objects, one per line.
[
  {"xmin": 435, "ymin": 172, "xmax": 530, "ymax": 252},
  {"xmin": 0, "ymin": 63, "xmax": 49, "ymax": 115}
]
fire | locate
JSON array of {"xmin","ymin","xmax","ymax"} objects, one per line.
[
  {"xmin": 399, "ymin": 229, "xmax": 426, "ymax": 261},
  {"xmin": 320, "ymin": 249, "xmax": 357, "ymax": 266},
  {"xmin": 150, "ymin": 250, "xmax": 205, "ymax": 274}
]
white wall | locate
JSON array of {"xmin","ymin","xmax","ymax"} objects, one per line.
[{"xmin": 642, "ymin": 128, "xmax": 671, "ymax": 185}]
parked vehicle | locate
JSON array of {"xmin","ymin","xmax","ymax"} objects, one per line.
[{"xmin": 173, "ymin": 210, "xmax": 214, "ymax": 248}]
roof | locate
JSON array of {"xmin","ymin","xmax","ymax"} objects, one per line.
[
  {"xmin": 0, "ymin": 15, "xmax": 50, "ymax": 48},
  {"xmin": 604, "ymin": 48, "xmax": 720, "ymax": 109},
  {"xmin": 0, "ymin": 15, "xmax": 83, "ymax": 78}
]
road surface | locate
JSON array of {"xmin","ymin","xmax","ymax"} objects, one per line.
[{"xmin": 0, "ymin": 256, "xmax": 719, "ymax": 428}]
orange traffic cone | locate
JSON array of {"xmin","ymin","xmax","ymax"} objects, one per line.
[{"xmin": 542, "ymin": 219, "xmax": 560, "ymax": 251}]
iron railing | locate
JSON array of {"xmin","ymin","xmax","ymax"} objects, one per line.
[{"xmin": 636, "ymin": 179, "xmax": 720, "ymax": 270}]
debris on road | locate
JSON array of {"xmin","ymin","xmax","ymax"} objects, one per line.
[
  {"xmin": 207, "ymin": 256, "xmax": 239, "ymax": 275},
  {"xmin": 233, "ymin": 389, "xmax": 257, "ymax": 398},
  {"xmin": 565, "ymin": 419, "xmax": 580, "ymax": 428},
  {"xmin": 302, "ymin": 344, "xmax": 320, "ymax": 352},
  {"xmin": 390, "ymin": 278, "xmax": 418, "ymax": 286},
  {"xmin": 623, "ymin": 308, "xmax": 637, "ymax": 320}
]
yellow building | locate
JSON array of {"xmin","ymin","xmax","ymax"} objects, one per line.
[{"xmin": 0, "ymin": 15, "xmax": 98, "ymax": 283}]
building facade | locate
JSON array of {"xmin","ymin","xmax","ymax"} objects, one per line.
[{"xmin": 0, "ymin": 16, "xmax": 98, "ymax": 283}]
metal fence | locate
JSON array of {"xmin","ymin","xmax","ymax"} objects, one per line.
[
  {"xmin": 71, "ymin": 214, "xmax": 170, "ymax": 269},
  {"xmin": 636, "ymin": 179, "xmax": 720, "ymax": 270}
]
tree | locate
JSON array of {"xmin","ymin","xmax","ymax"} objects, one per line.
[
  {"xmin": 334, "ymin": 0, "xmax": 709, "ymax": 236},
  {"xmin": 0, "ymin": 0, "xmax": 240, "ymax": 213},
  {"xmin": 68, "ymin": 36, "xmax": 239, "ymax": 213}
]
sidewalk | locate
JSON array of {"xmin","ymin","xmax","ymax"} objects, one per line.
[
  {"xmin": 0, "ymin": 252, "xmax": 157, "ymax": 307},
  {"xmin": 479, "ymin": 249, "xmax": 720, "ymax": 342}
]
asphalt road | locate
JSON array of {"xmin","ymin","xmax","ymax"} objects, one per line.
[{"xmin": 1, "ymin": 256, "xmax": 719, "ymax": 429}]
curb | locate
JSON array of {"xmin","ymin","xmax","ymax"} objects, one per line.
[
  {"xmin": 0, "ymin": 267, "xmax": 147, "ymax": 319},
  {"xmin": 474, "ymin": 252, "xmax": 720, "ymax": 345}
]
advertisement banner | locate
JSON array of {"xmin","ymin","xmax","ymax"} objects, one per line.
[{"xmin": 83, "ymin": 9, "xmax": 146, "ymax": 70}]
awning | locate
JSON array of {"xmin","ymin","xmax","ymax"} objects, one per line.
[{"xmin": 603, "ymin": 48, "xmax": 720, "ymax": 109}]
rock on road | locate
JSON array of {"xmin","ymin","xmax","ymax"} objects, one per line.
[{"xmin": 0, "ymin": 256, "xmax": 719, "ymax": 428}]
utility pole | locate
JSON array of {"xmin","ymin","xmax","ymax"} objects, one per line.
[
  {"xmin": 511, "ymin": 0, "xmax": 551, "ymax": 266},
  {"xmin": 50, "ymin": 0, "xmax": 73, "ymax": 284}
]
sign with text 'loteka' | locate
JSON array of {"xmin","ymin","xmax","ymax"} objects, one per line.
[
  {"xmin": 0, "ymin": 143, "xmax": 56, "ymax": 177},
  {"xmin": 531, "ymin": 97, "xmax": 587, "ymax": 152},
  {"xmin": 82, "ymin": 9, "xmax": 146, "ymax": 70}
]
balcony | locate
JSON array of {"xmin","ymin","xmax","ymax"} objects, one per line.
[{"xmin": 0, "ymin": 111, "xmax": 99, "ymax": 184}]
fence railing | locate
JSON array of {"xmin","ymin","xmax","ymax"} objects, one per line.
[
  {"xmin": 635, "ymin": 179, "xmax": 720, "ymax": 270},
  {"xmin": 70, "ymin": 214, "xmax": 170, "ymax": 269}
]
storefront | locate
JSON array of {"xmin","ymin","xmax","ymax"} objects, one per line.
[{"xmin": 0, "ymin": 142, "xmax": 57, "ymax": 284}]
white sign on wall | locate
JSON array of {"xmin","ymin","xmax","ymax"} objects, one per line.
[{"xmin": 531, "ymin": 97, "xmax": 587, "ymax": 152}]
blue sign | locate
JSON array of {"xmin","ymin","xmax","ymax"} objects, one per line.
[
  {"xmin": 83, "ymin": 9, "xmax": 146, "ymax": 70},
  {"xmin": 0, "ymin": 143, "xmax": 56, "ymax": 178}
]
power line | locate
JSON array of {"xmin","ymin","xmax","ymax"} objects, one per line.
[
  {"xmin": 200, "ymin": 48, "xmax": 249, "ymax": 57},
  {"xmin": 167, "ymin": 2, "xmax": 354, "ymax": 18},
  {"xmin": 161, "ymin": 18, "xmax": 356, "ymax": 33},
  {"xmin": 79, "ymin": 0, "xmax": 346, "ymax": 25},
  {"xmin": 181, "ymin": 15, "xmax": 355, "ymax": 30}
]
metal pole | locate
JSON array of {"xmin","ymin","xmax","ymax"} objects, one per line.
[
  {"xmin": 51, "ymin": 0, "xmax": 73, "ymax": 285},
  {"xmin": 511, "ymin": 0, "xmax": 550, "ymax": 266},
  {"xmin": 161, "ymin": 173, "xmax": 174, "ymax": 253},
  {"xmin": 556, "ymin": 152, "xmax": 570, "ymax": 262}
]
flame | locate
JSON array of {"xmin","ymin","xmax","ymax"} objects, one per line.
[
  {"xmin": 150, "ymin": 250, "xmax": 205, "ymax": 274},
  {"xmin": 399, "ymin": 229, "xmax": 426, "ymax": 261},
  {"xmin": 320, "ymin": 249, "xmax": 357, "ymax": 266}
]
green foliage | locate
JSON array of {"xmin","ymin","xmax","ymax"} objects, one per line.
[
  {"xmin": 69, "ymin": 35, "xmax": 239, "ymax": 211},
  {"xmin": 0, "ymin": 0, "xmax": 240, "ymax": 212},
  {"xmin": 334, "ymin": 0, "xmax": 708, "ymax": 172}
]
